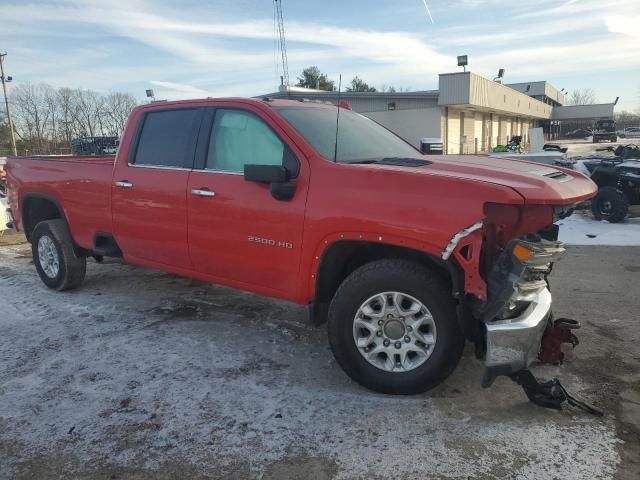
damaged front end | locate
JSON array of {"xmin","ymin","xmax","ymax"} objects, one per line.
[
  {"xmin": 445, "ymin": 212, "xmax": 600, "ymax": 413},
  {"xmin": 479, "ymin": 235, "xmax": 565, "ymax": 386}
]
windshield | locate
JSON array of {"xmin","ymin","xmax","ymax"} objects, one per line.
[{"xmin": 276, "ymin": 106, "xmax": 421, "ymax": 163}]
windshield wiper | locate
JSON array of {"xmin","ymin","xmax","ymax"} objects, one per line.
[
  {"xmin": 379, "ymin": 157, "xmax": 431, "ymax": 166},
  {"xmin": 347, "ymin": 157, "xmax": 432, "ymax": 167}
]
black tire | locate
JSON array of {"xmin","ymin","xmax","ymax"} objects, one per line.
[
  {"xmin": 591, "ymin": 186, "xmax": 629, "ymax": 223},
  {"xmin": 31, "ymin": 219, "xmax": 86, "ymax": 290},
  {"xmin": 327, "ymin": 259, "xmax": 464, "ymax": 395}
]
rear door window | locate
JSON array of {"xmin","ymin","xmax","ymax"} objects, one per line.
[{"xmin": 133, "ymin": 109, "xmax": 200, "ymax": 168}]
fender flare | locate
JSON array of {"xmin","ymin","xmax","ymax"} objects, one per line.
[
  {"xmin": 305, "ymin": 231, "xmax": 445, "ymax": 302},
  {"xmin": 21, "ymin": 192, "xmax": 70, "ymax": 240}
]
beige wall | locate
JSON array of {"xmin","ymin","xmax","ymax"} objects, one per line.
[
  {"xmin": 446, "ymin": 109, "xmax": 461, "ymax": 154},
  {"xmin": 364, "ymin": 107, "xmax": 442, "ymax": 148},
  {"xmin": 439, "ymin": 72, "xmax": 552, "ymax": 119}
]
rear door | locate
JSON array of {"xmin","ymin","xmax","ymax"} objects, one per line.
[
  {"xmin": 187, "ymin": 106, "xmax": 308, "ymax": 296},
  {"xmin": 112, "ymin": 107, "xmax": 203, "ymax": 267}
]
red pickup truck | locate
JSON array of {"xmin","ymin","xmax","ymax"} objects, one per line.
[{"xmin": 5, "ymin": 98, "xmax": 596, "ymax": 395}]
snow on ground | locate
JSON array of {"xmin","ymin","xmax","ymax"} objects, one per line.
[
  {"xmin": 0, "ymin": 197, "xmax": 9, "ymax": 232},
  {"xmin": 558, "ymin": 211, "xmax": 640, "ymax": 246},
  {"xmin": 0, "ymin": 250, "xmax": 624, "ymax": 479}
]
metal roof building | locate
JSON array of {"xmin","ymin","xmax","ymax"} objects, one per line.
[{"xmin": 262, "ymin": 71, "xmax": 616, "ymax": 154}]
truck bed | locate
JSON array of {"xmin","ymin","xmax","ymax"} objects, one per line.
[{"xmin": 6, "ymin": 155, "xmax": 114, "ymax": 249}]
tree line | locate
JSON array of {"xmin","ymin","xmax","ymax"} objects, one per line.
[
  {"xmin": 295, "ymin": 66, "xmax": 408, "ymax": 93},
  {"xmin": 1, "ymin": 83, "xmax": 138, "ymax": 156}
]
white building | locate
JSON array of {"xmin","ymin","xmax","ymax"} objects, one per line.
[{"xmin": 262, "ymin": 71, "xmax": 616, "ymax": 154}]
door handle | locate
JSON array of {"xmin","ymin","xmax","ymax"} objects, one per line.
[
  {"xmin": 191, "ymin": 189, "xmax": 216, "ymax": 197},
  {"xmin": 115, "ymin": 181, "xmax": 133, "ymax": 188}
]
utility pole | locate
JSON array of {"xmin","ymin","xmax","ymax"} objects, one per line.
[{"xmin": 0, "ymin": 52, "xmax": 18, "ymax": 156}]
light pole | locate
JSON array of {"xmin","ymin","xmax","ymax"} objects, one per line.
[{"xmin": 0, "ymin": 52, "xmax": 18, "ymax": 156}]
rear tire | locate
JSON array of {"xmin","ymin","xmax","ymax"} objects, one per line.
[
  {"xmin": 32, "ymin": 219, "xmax": 86, "ymax": 290},
  {"xmin": 591, "ymin": 186, "xmax": 629, "ymax": 223},
  {"xmin": 327, "ymin": 259, "xmax": 464, "ymax": 395}
]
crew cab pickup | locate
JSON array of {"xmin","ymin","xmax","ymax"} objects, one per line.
[{"xmin": 5, "ymin": 98, "xmax": 597, "ymax": 395}]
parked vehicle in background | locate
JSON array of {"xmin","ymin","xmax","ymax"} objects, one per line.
[
  {"xmin": 584, "ymin": 144, "xmax": 640, "ymax": 223},
  {"xmin": 71, "ymin": 136, "xmax": 119, "ymax": 156},
  {"xmin": 565, "ymin": 128, "xmax": 592, "ymax": 139},
  {"xmin": 5, "ymin": 98, "xmax": 597, "ymax": 396},
  {"xmin": 592, "ymin": 119, "xmax": 617, "ymax": 143},
  {"xmin": 0, "ymin": 169, "xmax": 6, "ymax": 198},
  {"xmin": 492, "ymin": 135, "xmax": 524, "ymax": 153},
  {"xmin": 619, "ymin": 127, "xmax": 640, "ymax": 139}
]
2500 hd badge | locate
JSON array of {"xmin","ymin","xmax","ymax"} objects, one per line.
[{"xmin": 248, "ymin": 235, "xmax": 293, "ymax": 249}]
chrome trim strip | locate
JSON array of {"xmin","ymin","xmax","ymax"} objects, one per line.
[
  {"xmin": 127, "ymin": 163, "xmax": 191, "ymax": 171},
  {"xmin": 197, "ymin": 169, "xmax": 244, "ymax": 176},
  {"xmin": 441, "ymin": 221, "xmax": 483, "ymax": 260}
]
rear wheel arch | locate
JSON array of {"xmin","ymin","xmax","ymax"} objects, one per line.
[
  {"xmin": 22, "ymin": 193, "xmax": 66, "ymax": 242},
  {"xmin": 22, "ymin": 193, "xmax": 91, "ymax": 258}
]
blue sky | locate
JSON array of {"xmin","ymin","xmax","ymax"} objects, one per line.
[{"xmin": 1, "ymin": 0, "xmax": 639, "ymax": 111}]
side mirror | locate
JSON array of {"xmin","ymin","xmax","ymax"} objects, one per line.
[{"xmin": 244, "ymin": 164, "xmax": 287, "ymax": 184}]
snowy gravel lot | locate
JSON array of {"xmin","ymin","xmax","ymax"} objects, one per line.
[{"xmin": 1, "ymin": 238, "xmax": 639, "ymax": 479}]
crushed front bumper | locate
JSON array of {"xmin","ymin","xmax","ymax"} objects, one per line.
[
  {"xmin": 480, "ymin": 237, "xmax": 564, "ymax": 386},
  {"xmin": 485, "ymin": 288, "xmax": 551, "ymax": 373}
]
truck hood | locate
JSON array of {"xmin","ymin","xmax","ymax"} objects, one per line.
[{"xmin": 417, "ymin": 155, "xmax": 596, "ymax": 205}]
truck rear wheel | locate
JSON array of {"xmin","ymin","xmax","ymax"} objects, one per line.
[
  {"xmin": 32, "ymin": 219, "xmax": 86, "ymax": 291},
  {"xmin": 327, "ymin": 259, "xmax": 464, "ymax": 395},
  {"xmin": 591, "ymin": 186, "xmax": 629, "ymax": 223}
]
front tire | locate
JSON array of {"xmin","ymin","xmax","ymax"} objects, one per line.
[
  {"xmin": 328, "ymin": 259, "xmax": 464, "ymax": 395},
  {"xmin": 32, "ymin": 219, "xmax": 86, "ymax": 290},
  {"xmin": 591, "ymin": 186, "xmax": 629, "ymax": 223}
]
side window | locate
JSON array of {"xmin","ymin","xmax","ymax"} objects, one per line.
[
  {"xmin": 206, "ymin": 109, "xmax": 286, "ymax": 173},
  {"xmin": 133, "ymin": 109, "xmax": 199, "ymax": 167}
]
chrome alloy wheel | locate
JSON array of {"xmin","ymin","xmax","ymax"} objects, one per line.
[
  {"xmin": 37, "ymin": 235, "xmax": 60, "ymax": 278},
  {"xmin": 353, "ymin": 291, "xmax": 437, "ymax": 372}
]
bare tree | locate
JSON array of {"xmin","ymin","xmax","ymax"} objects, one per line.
[
  {"xmin": 103, "ymin": 92, "xmax": 137, "ymax": 136},
  {"xmin": 57, "ymin": 87, "xmax": 77, "ymax": 148},
  {"xmin": 9, "ymin": 82, "xmax": 139, "ymax": 155},
  {"xmin": 567, "ymin": 88, "xmax": 597, "ymax": 105},
  {"xmin": 11, "ymin": 83, "xmax": 53, "ymax": 153},
  {"xmin": 71, "ymin": 89, "xmax": 105, "ymax": 137}
]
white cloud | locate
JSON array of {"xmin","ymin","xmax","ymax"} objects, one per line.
[
  {"xmin": 0, "ymin": 0, "xmax": 638, "ymax": 110},
  {"xmin": 149, "ymin": 81, "xmax": 211, "ymax": 100}
]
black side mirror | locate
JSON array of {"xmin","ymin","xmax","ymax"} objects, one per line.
[{"xmin": 244, "ymin": 164, "xmax": 287, "ymax": 183}]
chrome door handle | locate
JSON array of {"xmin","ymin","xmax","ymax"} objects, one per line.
[
  {"xmin": 191, "ymin": 189, "xmax": 216, "ymax": 197},
  {"xmin": 115, "ymin": 181, "xmax": 133, "ymax": 188}
]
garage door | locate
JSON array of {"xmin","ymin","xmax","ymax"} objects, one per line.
[
  {"xmin": 473, "ymin": 113, "xmax": 483, "ymax": 153},
  {"xmin": 500, "ymin": 118, "xmax": 510, "ymax": 144},
  {"xmin": 492, "ymin": 116, "xmax": 500, "ymax": 147},
  {"xmin": 447, "ymin": 110, "xmax": 460, "ymax": 154}
]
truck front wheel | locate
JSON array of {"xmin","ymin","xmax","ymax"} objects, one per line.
[
  {"xmin": 327, "ymin": 259, "xmax": 464, "ymax": 394},
  {"xmin": 32, "ymin": 219, "xmax": 86, "ymax": 291}
]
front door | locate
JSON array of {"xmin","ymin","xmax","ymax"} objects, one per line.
[
  {"xmin": 112, "ymin": 107, "xmax": 202, "ymax": 267},
  {"xmin": 187, "ymin": 107, "xmax": 308, "ymax": 296}
]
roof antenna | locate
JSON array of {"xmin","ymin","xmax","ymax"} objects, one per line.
[{"xmin": 334, "ymin": 74, "xmax": 342, "ymax": 163}]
